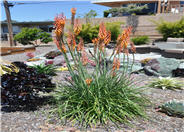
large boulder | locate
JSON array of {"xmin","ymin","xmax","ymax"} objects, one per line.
[{"xmin": 143, "ymin": 57, "xmax": 180, "ymax": 77}]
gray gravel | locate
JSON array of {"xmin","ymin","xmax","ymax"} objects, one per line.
[
  {"xmin": 1, "ymin": 45, "xmax": 57, "ymax": 62},
  {"xmin": 2, "ymin": 74, "xmax": 184, "ymax": 132},
  {"xmin": 1, "ymin": 48, "xmax": 184, "ymax": 132}
]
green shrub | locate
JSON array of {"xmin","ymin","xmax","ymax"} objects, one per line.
[
  {"xmin": 154, "ymin": 18, "xmax": 184, "ymax": 40},
  {"xmin": 79, "ymin": 22, "xmax": 123, "ymax": 43},
  {"xmin": 105, "ymin": 22, "xmax": 123, "ymax": 42},
  {"xmin": 131, "ymin": 36, "xmax": 149, "ymax": 45},
  {"xmin": 39, "ymin": 32, "xmax": 53, "ymax": 44},
  {"xmin": 14, "ymin": 27, "xmax": 52, "ymax": 45},
  {"xmin": 78, "ymin": 23, "xmax": 99, "ymax": 43}
]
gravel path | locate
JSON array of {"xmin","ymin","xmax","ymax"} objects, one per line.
[
  {"xmin": 1, "ymin": 74, "xmax": 184, "ymax": 132},
  {"xmin": 1, "ymin": 45, "xmax": 57, "ymax": 62}
]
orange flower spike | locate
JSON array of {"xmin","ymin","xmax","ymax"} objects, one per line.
[
  {"xmin": 77, "ymin": 38, "xmax": 84, "ymax": 52},
  {"xmin": 67, "ymin": 31, "xmax": 76, "ymax": 51},
  {"xmin": 54, "ymin": 13, "xmax": 66, "ymax": 38},
  {"xmin": 98, "ymin": 23, "xmax": 107, "ymax": 40},
  {"xmin": 112, "ymin": 57, "xmax": 120, "ymax": 71},
  {"xmin": 54, "ymin": 39, "xmax": 67, "ymax": 53},
  {"xmin": 74, "ymin": 19, "xmax": 81, "ymax": 36},
  {"xmin": 92, "ymin": 38, "xmax": 99, "ymax": 45},
  {"xmin": 82, "ymin": 50, "xmax": 89, "ymax": 66},
  {"xmin": 104, "ymin": 31, "xmax": 111, "ymax": 45},
  {"xmin": 71, "ymin": 8, "xmax": 76, "ymax": 15},
  {"xmin": 67, "ymin": 32, "xmax": 72, "ymax": 48},
  {"xmin": 85, "ymin": 78, "xmax": 92, "ymax": 86},
  {"xmin": 61, "ymin": 44, "xmax": 67, "ymax": 53}
]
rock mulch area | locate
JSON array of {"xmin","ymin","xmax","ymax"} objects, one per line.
[
  {"xmin": 1, "ymin": 46, "xmax": 184, "ymax": 131},
  {"xmin": 1, "ymin": 73, "xmax": 184, "ymax": 132},
  {"xmin": 1, "ymin": 44, "xmax": 57, "ymax": 62}
]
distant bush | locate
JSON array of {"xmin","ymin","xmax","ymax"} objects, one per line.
[
  {"xmin": 14, "ymin": 28, "xmax": 52, "ymax": 45},
  {"xmin": 131, "ymin": 36, "xmax": 149, "ymax": 45},
  {"xmin": 79, "ymin": 22, "xmax": 123, "ymax": 43},
  {"xmin": 154, "ymin": 18, "xmax": 184, "ymax": 41},
  {"xmin": 105, "ymin": 22, "xmax": 123, "ymax": 41},
  {"xmin": 39, "ymin": 32, "xmax": 53, "ymax": 44},
  {"xmin": 78, "ymin": 23, "xmax": 99, "ymax": 43}
]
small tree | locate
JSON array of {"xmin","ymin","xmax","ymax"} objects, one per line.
[
  {"xmin": 14, "ymin": 27, "xmax": 52, "ymax": 45},
  {"xmin": 84, "ymin": 9, "xmax": 97, "ymax": 23},
  {"xmin": 126, "ymin": 14, "xmax": 139, "ymax": 35}
]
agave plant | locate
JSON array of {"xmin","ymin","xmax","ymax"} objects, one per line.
[
  {"xmin": 30, "ymin": 63, "xmax": 57, "ymax": 76},
  {"xmin": 160, "ymin": 100, "xmax": 184, "ymax": 117},
  {"xmin": 149, "ymin": 77, "xmax": 183, "ymax": 90}
]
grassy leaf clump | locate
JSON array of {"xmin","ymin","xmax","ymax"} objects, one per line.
[
  {"xmin": 131, "ymin": 36, "xmax": 149, "ymax": 45},
  {"xmin": 51, "ymin": 9, "xmax": 149, "ymax": 128}
]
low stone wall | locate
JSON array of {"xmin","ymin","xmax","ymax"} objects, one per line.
[
  {"xmin": 1, "ymin": 46, "xmax": 36, "ymax": 56},
  {"xmin": 134, "ymin": 45, "xmax": 184, "ymax": 59}
]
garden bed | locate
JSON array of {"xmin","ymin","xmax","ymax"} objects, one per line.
[{"xmin": 1, "ymin": 74, "xmax": 184, "ymax": 132}]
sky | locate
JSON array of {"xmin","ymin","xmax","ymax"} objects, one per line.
[{"xmin": 1, "ymin": 0, "xmax": 110, "ymax": 22}]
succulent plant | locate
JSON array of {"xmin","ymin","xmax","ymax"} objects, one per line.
[
  {"xmin": 160, "ymin": 99, "xmax": 184, "ymax": 117},
  {"xmin": 149, "ymin": 77, "xmax": 184, "ymax": 90}
]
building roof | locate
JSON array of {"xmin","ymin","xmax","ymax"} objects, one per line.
[
  {"xmin": 92, "ymin": 0, "xmax": 160, "ymax": 7},
  {"xmin": 1, "ymin": 21, "xmax": 54, "ymax": 26}
]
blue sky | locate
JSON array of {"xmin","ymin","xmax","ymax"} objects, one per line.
[{"xmin": 1, "ymin": 0, "xmax": 110, "ymax": 22}]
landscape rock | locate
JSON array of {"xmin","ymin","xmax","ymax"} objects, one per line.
[
  {"xmin": 143, "ymin": 58, "xmax": 180, "ymax": 77},
  {"xmin": 53, "ymin": 54, "xmax": 73, "ymax": 66}
]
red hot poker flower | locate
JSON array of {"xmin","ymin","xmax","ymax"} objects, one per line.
[
  {"xmin": 74, "ymin": 19, "xmax": 81, "ymax": 36},
  {"xmin": 85, "ymin": 78, "xmax": 92, "ymax": 86},
  {"xmin": 104, "ymin": 31, "xmax": 111, "ymax": 45},
  {"xmin": 98, "ymin": 23, "xmax": 107, "ymax": 40},
  {"xmin": 77, "ymin": 38, "xmax": 84, "ymax": 52},
  {"xmin": 67, "ymin": 31, "xmax": 76, "ymax": 51},
  {"xmin": 54, "ymin": 13, "xmax": 66, "ymax": 40},
  {"xmin": 71, "ymin": 8, "xmax": 76, "ymax": 15},
  {"xmin": 81, "ymin": 50, "xmax": 89, "ymax": 66}
]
